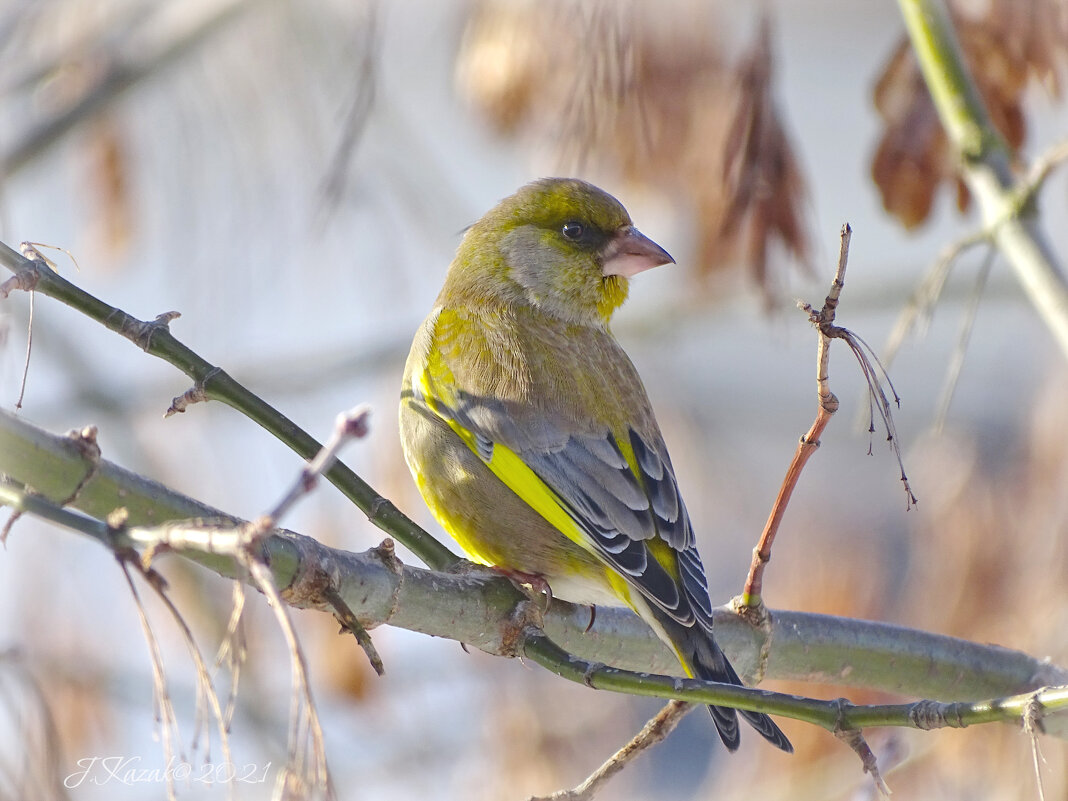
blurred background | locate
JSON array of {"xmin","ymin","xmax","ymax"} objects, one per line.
[{"xmin": 1, "ymin": 0, "xmax": 1066, "ymax": 799}]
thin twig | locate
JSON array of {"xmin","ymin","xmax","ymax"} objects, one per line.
[
  {"xmin": 117, "ymin": 557, "xmax": 182, "ymax": 801},
  {"xmin": 1017, "ymin": 138, "xmax": 1068, "ymax": 214},
  {"xmin": 241, "ymin": 549, "xmax": 332, "ymax": 799},
  {"xmin": 933, "ymin": 244, "xmax": 994, "ymax": 432},
  {"xmin": 4, "ymin": 477, "xmax": 1068, "ymax": 738},
  {"xmin": 1024, "ymin": 693, "xmax": 1048, "ymax": 801},
  {"xmin": 741, "ymin": 225, "xmax": 851, "ymax": 606},
  {"xmin": 835, "ymin": 725, "xmax": 891, "ymax": 798},
  {"xmin": 530, "ymin": 700, "xmax": 693, "ymax": 801},
  {"xmin": 266, "ymin": 405, "xmax": 371, "ymax": 524},
  {"xmin": 214, "ymin": 581, "xmax": 248, "ymax": 733},
  {"xmin": 882, "ymin": 230, "xmax": 990, "ymax": 370},
  {"xmin": 317, "ymin": 5, "xmax": 378, "ymax": 214},
  {"xmin": 898, "ymin": 0, "xmax": 1068, "ymax": 358},
  {"xmin": 0, "ymin": 241, "xmax": 457, "ymax": 570},
  {"xmin": 11, "ymin": 242, "xmax": 70, "ymax": 409},
  {"xmin": 323, "ymin": 584, "xmax": 385, "ymax": 676},
  {"xmin": 128, "ymin": 554, "xmax": 237, "ymax": 796}
]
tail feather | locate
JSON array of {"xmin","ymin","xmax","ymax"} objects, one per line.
[
  {"xmin": 670, "ymin": 620, "xmax": 793, "ymax": 754},
  {"xmin": 705, "ymin": 698, "xmax": 742, "ymax": 752},
  {"xmin": 716, "ymin": 656, "xmax": 794, "ymax": 754}
]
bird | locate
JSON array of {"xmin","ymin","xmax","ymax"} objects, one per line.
[{"xmin": 399, "ymin": 177, "xmax": 791, "ymax": 753}]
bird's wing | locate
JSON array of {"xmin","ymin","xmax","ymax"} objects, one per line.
[{"xmin": 414, "ymin": 359, "xmax": 716, "ymax": 633}]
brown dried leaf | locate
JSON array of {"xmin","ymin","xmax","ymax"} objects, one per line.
[
  {"xmin": 714, "ymin": 16, "xmax": 811, "ymax": 289},
  {"xmin": 871, "ymin": 39, "xmax": 950, "ymax": 229},
  {"xmin": 455, "ymin": 1, "xmax": 811, "ymax": 303},
  {"xmin": 871, "ymin": 0, "xmax": 1067, "ymax": 229},
  {"xmin": 84, "ymin": 116, "xmax": 132, "ymax": 263},
  {"xmin": 454, "ymin": 0, "xmax": 555, "ymax": 136}
]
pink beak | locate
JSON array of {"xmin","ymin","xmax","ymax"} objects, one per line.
[{"xmin": 601, "ymin": 225, "xmax": 675, "ymax": 278}]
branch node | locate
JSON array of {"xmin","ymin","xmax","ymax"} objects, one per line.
[
  {"xmin": 62, "ymin": 425, "xmax": 102, "ymax": 506},
  {"xmin": 371, "ymin": 538, "xmax": 404, "ymax": 624},
  {"xmin": 501, "ymin": 599, "xmax": 544, "ymax": 660},
  {"xmin": 0, "ymin": 265, "xmax": 41, "ymax": 298},
  {"xmin": 907, "ymin": 698, "xmax": 962, "ymax": 730},
  {"xmin": 582, "ymin": 661, "xmax": 607, "ymax": 688}
]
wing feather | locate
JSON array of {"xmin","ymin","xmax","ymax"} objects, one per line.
[{"xmin": 419, "ymin": 376, "xmax": 714, "ymax": 627}]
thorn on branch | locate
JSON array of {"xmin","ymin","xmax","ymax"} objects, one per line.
[
  {"xmin": 0, "ymin": 508, "xmax": 22, "ymax": 545},
  {"xmin": 62, "ymin": 425, "xmax": 102, "ymax": 505}
]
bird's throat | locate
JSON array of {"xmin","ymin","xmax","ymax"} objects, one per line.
[{"xmin": 597, "ymin": 275, "xmax": 629, "ymax": 324}]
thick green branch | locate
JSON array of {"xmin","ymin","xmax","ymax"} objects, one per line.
[{"xmin": 3, "ymin": 412, "xmax": 1066, "ymax": 740}]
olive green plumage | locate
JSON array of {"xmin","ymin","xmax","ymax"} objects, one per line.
[{"xmin": 399, "ymin": 177, "xmax": 791, "ymax": 753}]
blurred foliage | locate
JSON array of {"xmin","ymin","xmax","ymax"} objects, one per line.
[
  {"xmin": 871, "ymin": 0, "xmax": 1068, "ymax": 229},
  {"xmin": 455, "ymin": 0, "xmax": 811, "ymax": 303}
]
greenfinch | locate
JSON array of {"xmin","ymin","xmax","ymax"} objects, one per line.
[{"xmin": 399, "ymin": 178, "xmax": 791, "ymax": 752}]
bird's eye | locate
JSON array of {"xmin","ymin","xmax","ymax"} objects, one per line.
[{"xmin": 561, "ymin": 222, "xmax": 584, "ymax": 241}]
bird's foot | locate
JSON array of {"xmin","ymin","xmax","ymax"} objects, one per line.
[{"xmin": 491, "ymin": 566, "xmax": 554, "ymax": 613}]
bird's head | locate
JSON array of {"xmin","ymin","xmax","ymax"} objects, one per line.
[{"xmin": 451, "ymin": 178, "xmax": 674, "ymax": 326}]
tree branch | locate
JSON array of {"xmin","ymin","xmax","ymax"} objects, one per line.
[
  {"xmin": 0, "ymin": 242, "xmax": 456, "ymax": 570},
  {"xmin": 3, "ymin": 411, "xmax": 1066, "ymax": 739},
  {"xmin": 897, "ymin": 0, "xmax": 1068, "ymax": 359}
]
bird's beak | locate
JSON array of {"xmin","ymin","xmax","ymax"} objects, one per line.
[{"xmin": 601, "ymin": 226, "xmax": 675, "ymax": 278}]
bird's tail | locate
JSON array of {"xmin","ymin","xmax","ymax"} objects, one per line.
[{"xmin": 664, "ymin": 618, "xmax": 793, "ymax": 753}]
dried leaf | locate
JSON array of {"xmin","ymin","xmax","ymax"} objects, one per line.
[
  {"xmin": 871, "ymin": 0, "xmax": 1068, "ymax": 229},
  {"xmin": 455, "ymin": 0, "xmax": 812, "ymax": 303},
  {"xmin": 714, "ymin": 16, "xmax": 811, "ymax": 290},
  {"xmin": 84, "ymin": 116, "xmax": 132, "ymax": 263}
]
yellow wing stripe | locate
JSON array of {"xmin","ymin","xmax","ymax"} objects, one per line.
[
  {"xmin": 416, "ymin": 360, "xmax": 599, "ymax": 560},
  {"xmin": 416, "ymin": 357, "xmax": 680, "ymax": 606},
  {"xmin": 445, "ymin": 416, "xmax": 600, "ymax": 560}
]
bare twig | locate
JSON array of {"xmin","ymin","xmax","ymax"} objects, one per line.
[
  {"xmin": 743, "ymin": 224, "xmax": 917, "ymax": 612},
  {"xmin": 220, "ymin": 406, "xmax": 374, "ymax": 798},
  {"xmin": 317, "ymin": 4, "xmax": 378, "ymax": 214},
  {"xmin": 15, "ymin": 290, "xmax": 32, "ymax": 409},
  {"xmin": 214, "ymin": 581, "xmax": 248, "ymax": 733},
  {"xmin": 323, "ymin": 583, "xmax": 385, "ymax": 677},
  {"xmin": 883, "ymin": 137, "xmax": 1068, "ymax": 379},
  {"xmin": 741, "ymin": 225, "xmax": 850, "ymax": 607},
  {"xmin": 530, "ymin": 700, "xmax": 693, "ymax": 801},
  {"xmin": 0, "ymin": 0, "xmax": 253, "ymax": 177},
  {"xmin": 10, "ymin": 242, "xmax": 74, "ymax": 409},
  {"xmin": 835, "ymin": 725, "xmax": 891, "ymax": 798},
  {"xmin": 1016, "ymin": 138, "xmax": 1068, "ymax": 214},
  {"xmin": 898, "ymin": 0, "xmax": 1068, "ymax": 359},
  {"xmin": 242, "ymin": 547, "xmax": 332, "ymax": 799},
  {"xmin": 933, "ymin": 245, "xmax": 994, "ymax": 432},
  {"xmin": 1023, "ymin": 693, "xmax": 1048, "ymax": 801},
  {"xmin": 0, "ymin": 240, "xmax": 457, "ymax": 570},
  {"xmin": 882, "ymin": 231, "xmax": 991, "ymax": 369},
  {"xmin": 127, "ymin": 552, "xmax": 236, "ymax": 791},
  {"xmin": 117, "ymin": 557, "xmax": 182, "ymax": 801},
  {"xmin": 265, "ymin": 405, "xmax": 371, "ymax": 523},
  {"xmin": 4, "ymin": 476, "xmax": 1068, "ymax": 739}
]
